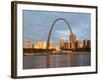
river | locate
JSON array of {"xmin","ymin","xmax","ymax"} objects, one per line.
[{"xmin": 23, "ymin": 52, "xmax": 90, "ymax": 69}]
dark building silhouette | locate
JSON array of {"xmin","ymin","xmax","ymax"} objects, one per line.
[
  {"xmin": 70, "ymin": 33, "xmax": 76, "ymax": 49},
  {"xmin": 83, "ymin": 40, "xmax": 91, "ymax": 48},
  {"xmin": 87, "ymin": 40, "xmax": 91, "ymax": 48},
  {"xmin": 83, "ymin": 40, "xmax": 87, "ymax": 48},
  {"xmin": 75, "ymin": 40, "xmax": 80, "ymax": 49}
]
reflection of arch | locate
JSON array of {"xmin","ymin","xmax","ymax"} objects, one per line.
[{"xmin": 46, "ymin": 18, "xmax": 73, "ymax": 49}]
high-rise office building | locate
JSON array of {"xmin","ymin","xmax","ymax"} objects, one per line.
[
  {"xmin": 75, "ymin": 40, "xmax": 80, "ymax": 49},
  {"xmin": 33, "ymin": 40, "xmax": 47, "ymax": 49},
  {"xmin": 69, "ymin": 33, "xmax": 76, "ymax": 49},
  {"xmin": 38, "ymin": 40, "xmax": 43, "ymax": 49},
  {"xmin": 87, "ymin": 40, "xmax": 91, "ymax": 48},
  {"xmin": 33, "ymin": 42, "xmax": 39, "ymax": 49},
  {"xmin": 63, "ymin": 43, "xmax": 66, "ymax": 49},
  {"xmin": 48, "ymin": 40, "xmax": 53, "ymax": 49},
  {"xmin": 83, "ymin": 40, "xmax": 91, "ymax": 48},
  {"xmin": 64, "ymin": 41, "xmax": 71, "ymax": 49},
  {"xmin": 24, "ymin": 39, "xmax": 30, "ymax": 48},
  {"xmin": 42, "ymin": 40, "xmax": 47, "ymax": 49},
  {"xmin": 60, "ymin": 39, "xmax": 64, "ymax": 49},
  {"xmin": 83, "ymin": 40, "xmax": 87, "ymax": 48},
  {"xmin": 67, "ymin": 41, "xmax": 71, "ymax": 49},
  {"xmin": 32, "ymin": 43, "xmax": 34, "ymax": 48}
]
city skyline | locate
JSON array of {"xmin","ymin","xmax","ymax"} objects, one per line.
[
  {"xmin": 24, "ymin": 33, "xmax": 91, "ymax": 51},
  {"xmin": 23, "ymin": 10, "xmax": 91, "ymax": 46}
]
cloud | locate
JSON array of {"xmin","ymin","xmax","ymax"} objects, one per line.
[
  {"xmin": 51, "ymin": 30, "xmax": 70, "ymax": 40},
  {"xmin": 23, "ymin": 10, "xmax": 90, "ymax": 46},
  {"xmin": 55, "ymin": 30, "xmax": 70, "ymax": 35}
]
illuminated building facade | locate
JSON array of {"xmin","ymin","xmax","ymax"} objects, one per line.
[
  {"xmin": 75, "ymin": 40, "xmax": 80, "ymax": 49},
  {"xmin": 70, "ymin": 33, "xmax": 76, "ymax": 49},
  {"xmin": 33, "ymin": 40, "xmax": 47, "ymax": 49},
  {"xmin": 24, "ymin": 33, "xmax": 91, "ymax": 51},
  {"xmin": 64, "ymin": 41, "xmax": 71, "ymax": 49},
  {"xmin": 48, "ymin": 40, "xmax": 53, "ymax": 49},
  {"xmin": 42, "ymin": 41, "xmax": 47, "ymax": 49},
  {"xmin": 60, "ymin": 39, "xmax": 64, "ymax": 49},
  {"xmin": 24, "ymin": 40, "xmax": 30, "ymax": 48}
]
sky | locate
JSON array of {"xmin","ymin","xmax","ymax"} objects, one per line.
[{"xmin": 23, "ymin": 10, "xmax": 91, "ymax": 46}]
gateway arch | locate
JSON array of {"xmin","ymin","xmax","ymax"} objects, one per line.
[{"xmin": 46, "ymin": 18, "xmax": 73, "ymax": 49}]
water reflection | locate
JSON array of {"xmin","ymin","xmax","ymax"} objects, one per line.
[{"xmin": 23, "ymin": 52, "xmax": 90, "ymax": 69}]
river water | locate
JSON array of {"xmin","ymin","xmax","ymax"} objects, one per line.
[{"xmin": 23, "ymin": 52, "xmax": 90, "ymax": 69}]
